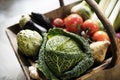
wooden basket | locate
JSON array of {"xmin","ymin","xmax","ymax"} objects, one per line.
[{"xmin": 6, "ymin": 0, "xmax": 120, "ymax": 80}]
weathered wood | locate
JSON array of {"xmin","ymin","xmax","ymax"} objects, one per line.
[
  {"xmin": 5, "ymin": 24, "xmax": 31, "ymax": 80},
  {"xmin": 59, "ymin": 0, "xmax": 64, "ymax": 7}
]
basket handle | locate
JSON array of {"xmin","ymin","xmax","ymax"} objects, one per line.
[
  {"xmin": 85, "ymin": 0, "xmax": 119, "ymax": 69},
  {"xmin": 58, "ymin": 0, "xmax": 119, "ymax": 69},
  {"xmin": 59, "ymin": 0, "xmax": 64, "ymax": 7}
]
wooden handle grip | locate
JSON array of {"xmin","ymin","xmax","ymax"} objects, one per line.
[{"xmin": 59, "ymin": 0, "xmax": 64, "ymax": 7}]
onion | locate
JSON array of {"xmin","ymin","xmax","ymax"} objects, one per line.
[{"xmin": 116, "ymin": 33, "xmax": 120, "ymax": 38}]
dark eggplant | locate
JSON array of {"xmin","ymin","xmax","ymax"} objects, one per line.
[
  {"xmin": 30, "ymin": 12, "xmax": 54, "ymax": 30},
  {"xmin": 19, "ymin": 15, "xmax": 47, "ymax": 35}
]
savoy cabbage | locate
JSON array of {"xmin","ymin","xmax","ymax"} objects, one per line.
[{"xmin": 37, "ymin": 28, "xmax": 94, "ymax": 80}]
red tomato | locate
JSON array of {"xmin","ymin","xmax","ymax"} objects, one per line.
[
  {"xmin": 92, "ymin": 31, "xmax": 110, "ymax": 41},
  {"xmin": 82, "ymin": 19, "xmax": 99, "ymax": 36},
  {"xmin": 53, "ymin": 18, "xmax": 64, "ymax": 27},
  {"xmin": 64, "ymin": 14, "xmax": 83, "ymax": 33}
]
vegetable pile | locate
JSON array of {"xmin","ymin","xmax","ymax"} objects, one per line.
[
  {"xmin": 16, "ymin": 0, "xmax": 120, "ymax": 80},
  {"xmin": 52, "ymin": 13, "xmax": 110, "ymax": 43}
]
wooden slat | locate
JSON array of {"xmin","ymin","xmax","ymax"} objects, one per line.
[{"xmin": 5, "ymin": 24, "xmax": 31, "ymax": 80}]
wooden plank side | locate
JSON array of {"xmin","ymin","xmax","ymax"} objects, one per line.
[
  {"xmin": 44, "ymin": 0, "xmax": 82, "ymax": 20},
  {"xmin": 5, "ymin": 24, "xmax": 31, "ymax": 80}
]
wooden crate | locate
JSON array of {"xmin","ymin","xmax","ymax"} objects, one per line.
[{"xmin": 6, "ymin": 0, "xmax": 120, "ymax": 80}]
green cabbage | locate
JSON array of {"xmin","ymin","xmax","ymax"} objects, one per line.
[
  {"xmin": 17, "ymin": 29, "xmax": 43, "ymax": 57},
  {"xmin": 37, "ymin": 28, "xmax": 94, "ymax": 80}
]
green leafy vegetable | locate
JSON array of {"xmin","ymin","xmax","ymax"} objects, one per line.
[
  {"xmin": 71, "ymin": 1, "xmax": 92, "ymax": 20},
  {"xmin": 37, "ymin": 28, "xmax": 94, "ymax": 80}
]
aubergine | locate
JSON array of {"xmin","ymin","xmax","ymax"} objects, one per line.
[
  {"xmin": 30, "ymin": 12, "xmax": 54, "ymax": 30},
  {"xmin": 19, "ymin": 14, "xmax": 47, "ymax": 35}
]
